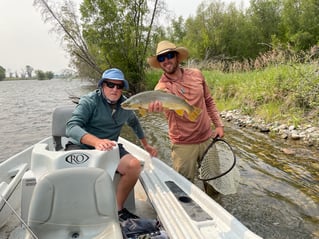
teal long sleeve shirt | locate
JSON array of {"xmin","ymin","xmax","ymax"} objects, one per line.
[{"xmin": 66, "ymin": 89, "xmax": 145, "ymax": 149}]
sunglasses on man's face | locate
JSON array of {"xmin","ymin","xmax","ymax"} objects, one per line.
[
  {"xmin": 157, "ymin": 52, "xmax": 176, "ymax": 63},
  {"xmin": 104, "ymin": 81, "xmax": 124, "ymax": 89}
]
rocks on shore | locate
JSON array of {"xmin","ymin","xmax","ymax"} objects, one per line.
[{"xmin": 220, "ymin": 110, "xmax": 319, "ymax": 149}]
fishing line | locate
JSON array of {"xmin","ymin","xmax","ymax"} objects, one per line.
[{"xmin": 0, "ymin": 194, "xmax": 38, "ymax": 239}]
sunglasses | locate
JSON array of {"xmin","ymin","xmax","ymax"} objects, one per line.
[
  {"xmin": 157, "ymin": 52, "xmax": 176, "ymax": 62},
  {"xmin": 104, "ymin": 81, "xmax": 124, "ymax": 89}
]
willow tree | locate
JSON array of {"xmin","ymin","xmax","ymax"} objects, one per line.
[
  {"xmin": 34, "ymin": 0, "xmax": 102, "ymax": 80},
  {"xmin": 34, "ymin": 0, "xmax": 160, "ymax": 92},
  {"xmin": 183, "ymin": 1, "xmax": 253, "ymax": 60},
  {"xmin": 281, "ymin": 0, "xmax": 319, "ymax": 51},
  {"xmin": 80, "ymin": 0, "xmax": 161, "ymax": 92}
]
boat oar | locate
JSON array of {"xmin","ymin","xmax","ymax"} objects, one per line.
[{"xmin": 0, "ymin": 194, "xmax": 38, "ymax": 239}]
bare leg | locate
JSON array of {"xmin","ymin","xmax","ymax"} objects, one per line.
[{"xmin": 116, "ymin": 154, "xmax": 141, "ymax": 210}]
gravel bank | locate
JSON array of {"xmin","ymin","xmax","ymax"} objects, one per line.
[{"xmin": 221, "ymin": 110, "xmax": 319, "ymax": 149}]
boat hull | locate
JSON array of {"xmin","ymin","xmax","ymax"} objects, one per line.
[{"xmin": 0, "ymin": 104, "xmax": 262, "ymax": 238}]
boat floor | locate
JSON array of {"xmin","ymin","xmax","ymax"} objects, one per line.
[{"xmin": 1, "ymin": 180, "xmax": 157, "ymax": 239}]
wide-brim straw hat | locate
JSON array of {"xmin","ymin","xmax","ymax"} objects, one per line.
[{"xmin": 147, "ymin": 40, "xmax": 189, "ymax": 68}]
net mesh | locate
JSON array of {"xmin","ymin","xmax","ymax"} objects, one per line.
[{"xmin": 199, "ymin": 140, "xmax": 240, "ymax": 195}]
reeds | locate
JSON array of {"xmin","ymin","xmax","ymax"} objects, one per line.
[
  {"xmin": 201, "ymin": 46, "xmax": 319, "ymax": 127},
  {"xmin": 187, "ymin": 45, "xmax": 319, "ymax": 73}
]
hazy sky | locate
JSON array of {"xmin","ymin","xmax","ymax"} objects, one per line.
[{"xmin": 0, "ymin": 0, "xmax": 248, "ymax": 74}]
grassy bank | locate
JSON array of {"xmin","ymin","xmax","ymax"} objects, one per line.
[{"xmin": 146, "ymin": 63, "xmax": 319, "ymax": 128}]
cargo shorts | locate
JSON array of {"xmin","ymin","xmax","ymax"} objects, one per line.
[{"xmin": 171, "ymin": 138, "xmax": 211, "ymax": 182}]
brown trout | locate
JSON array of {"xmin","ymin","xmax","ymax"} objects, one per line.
[{"xmin": 121, "ymin": 90, "xmax": 202, "ymax": 122}]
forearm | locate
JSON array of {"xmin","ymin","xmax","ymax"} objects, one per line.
[
  {"xmin": 139, "ymin": 137, "xmax": 149, "ymax": 148},
  {"xmin": 81, "ymin": 133, "xmax": 115, "ymax": 151},
  {"xmin": 140, "ymin": 137, "xmax": 158, "ymax": 157},
  {"xmin": 206, "ymin": 97, "xmax": 224, "ymax": 127},
  {"xmin": 80, "ymin": 133, "xmax": 100, "ymax": 148}
]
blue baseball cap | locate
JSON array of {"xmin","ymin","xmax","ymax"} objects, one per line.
[{"xmin": 98, "ymin": 68, "xmax": 129, "ymax": 90}]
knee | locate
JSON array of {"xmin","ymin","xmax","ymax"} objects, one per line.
[
  {"xmin": 130, "ymin": 157, "xmax": 142, "ymax": 172},
  {"xmin": 119, "ymin": 155, "xmax": 141, "ymax": 175}
]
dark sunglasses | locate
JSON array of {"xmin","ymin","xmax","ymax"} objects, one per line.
[
  {"xmin": 157, "ymin": 52, "xmax": 176, "ymax": 62},
  {"xmin": 104, "ymin": 81, "xmax": 124, "ymax": 89}
]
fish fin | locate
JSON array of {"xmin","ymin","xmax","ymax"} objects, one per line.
[
  {"xmin": 174, "ymin": 109, "xmax": 185, "ymax": 117},
  {"xmin": 138, "ymin": 108, "xmax": 148, "ymax": 116},
  {"xmin": 187, "ymin": 107, "xmax": 202, "ymax": 122}
]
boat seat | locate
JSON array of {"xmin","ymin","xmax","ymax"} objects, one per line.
[
  {"xmin": 30, "ymin": 143, "xmax": 120, "ymax": 180},
  {"xmin": 25, "ymin": 167, "xmax": 122, "ymax": 239},
  {"xmin": 51, "ymin": 105, "xmax": 75, "ymax": 151},
  {"xmin": 21, "ymin": 143, "xmax": 120, "ymax": 223}
]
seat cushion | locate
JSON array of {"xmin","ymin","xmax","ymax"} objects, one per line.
[{"xmin": 27, "ymin": 167, "xmax": 122, "ymax": 239}]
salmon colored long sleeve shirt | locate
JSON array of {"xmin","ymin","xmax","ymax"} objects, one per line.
[{"xmin": 155, "ymin": 68, "xmax": 224, "ymax": 144}]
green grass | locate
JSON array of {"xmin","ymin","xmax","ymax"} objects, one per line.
[
  {"xmin": 203, "ymin": 63, "xmax": 319, "ymax": 127},
  {"xmin": 144, "ymin": 69, "xmax": 162, "ymax": 89}
]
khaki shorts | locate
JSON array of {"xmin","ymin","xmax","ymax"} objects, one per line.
[{"xmin": 171, "ymin": 138, "xmax": 211, "ymax": 182}]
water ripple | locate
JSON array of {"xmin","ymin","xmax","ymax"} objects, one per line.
[{"xmin": 0, "ymin": 79, "xmax": 318, "ymax": 239}]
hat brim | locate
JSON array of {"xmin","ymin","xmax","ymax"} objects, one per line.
[
  {"xmin": 98, "ymin": 78, "xmax": 129, "ymax": 90},
  {"xmin": 147, "ymin": 47, "xmax": 189, "ymax": 68}
]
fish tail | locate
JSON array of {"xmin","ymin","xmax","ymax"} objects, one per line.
[{"xmin": 187, "ymin": 107, "xmax": 202, "ymax": 122}]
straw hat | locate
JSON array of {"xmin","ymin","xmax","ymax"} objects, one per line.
[{"xmin": 147, "ymin": 40, "xmax": 189, "ymax": 68}]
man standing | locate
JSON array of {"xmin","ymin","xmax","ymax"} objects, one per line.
[
  {"xmin": 66, "ymin": 68, "xmax": 157, "ymax": 220},
  {"xmin": 147, "ymin": 40, "xmax": 224, "ymax": 182}
]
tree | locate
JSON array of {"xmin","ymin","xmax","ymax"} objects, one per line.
[
  {"xmin": 167, "ymin": 16, "xmax": 186, "ymax": 43},
  {"xmin": 79, "ymin": 0, "xmax": 160, "ymax": 92},
  {"xmin": 34, "ymin": 0, "xmax": 101, "ymax": 79},
  {"xmin": 281, "ymin": 0, "xmax": 319, "ymax": 51},
  {"xmin": 26, "ymin": 65, "xmax": 34, "ymax": 78},
  {"xmin": 183, "ymin": 1, "xmax": 256, "ymax": 60},
  {"xmin": 33, "ymin": 0, "xmax": 161, "ymax": 93},
  {"xmin": 45, "ymin": 71, "xmax": 54, "ymax": 80},
  {"xmin": 20, "ymin": 68, "xmax": 26, "ymax": 79},
  {"xmin": 35, "ymin": 70, "xmax": 46, "ymax": 80},
  {"xmin": 0, "ymin": 66, "xmax": 5, "ymax": 81},
  {"xmin": 248, "ymin": 0, "xmax": 282, "ymax": 53}
]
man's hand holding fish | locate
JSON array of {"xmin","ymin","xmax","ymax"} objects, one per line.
[{"xmin": 148, "ymin": 100, "xmax": 164, "ymax": 113}]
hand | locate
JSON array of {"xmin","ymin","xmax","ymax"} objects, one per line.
[
  {"xmin": 94, "ymin": 139, "xmax": 116, "ymax": 151},
  {"xmin": 144, "ymin": 144, "xmax": 158, "ymax": 157},
  {"xmin": 213, "ymin": 126, "xmax": 224, "ymax": 138},
  {"xmin": 148, "ymin": 100, "xmax": 163, "ymax": 112}
]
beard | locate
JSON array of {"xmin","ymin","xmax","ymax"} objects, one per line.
[{"xmin": 163, "ymin": 60, "xmax": 179, "ymax": 74}]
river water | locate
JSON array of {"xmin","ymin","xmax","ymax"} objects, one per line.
[{"xmin": 0, "ymin": 79, "xmax": 318, "ymax": 239}]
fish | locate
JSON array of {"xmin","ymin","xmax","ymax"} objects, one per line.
[{"xmin": 121, "ymin": 90, "xmax": 202, "ymax": 122}]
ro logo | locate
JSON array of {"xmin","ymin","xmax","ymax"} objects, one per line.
[{"xmin": 65, "ymin": 153, "xmax": 90, "ymax": 164}]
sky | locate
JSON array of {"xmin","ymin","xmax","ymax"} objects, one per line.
[{"xmin": 0, "ymin": 0, "xmax": 249, "ymax": 74}]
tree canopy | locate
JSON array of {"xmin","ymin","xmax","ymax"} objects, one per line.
[
  {"xmin": 33, "ymin": 0, "xmax": 319, "ymax": 92},
  {"xmin": 173, "ymin": 0, "xmax": 318, "ymax": 62},
  {"xmin": 0, "ymin": 66, "xmax": 5, "ymax": 81},
  {"xmin": 34, "ymin": 0, "xmax": 161, "ymax": 92}
]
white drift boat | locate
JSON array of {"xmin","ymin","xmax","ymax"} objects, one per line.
[{"xmin": 0, "ymin": 106, "xmax": 262, "ymax": 239}]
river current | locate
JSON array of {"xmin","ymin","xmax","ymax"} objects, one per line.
[{"xmin": 0, "ymin": 78, "xmax": 318, "ymax": 239}]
